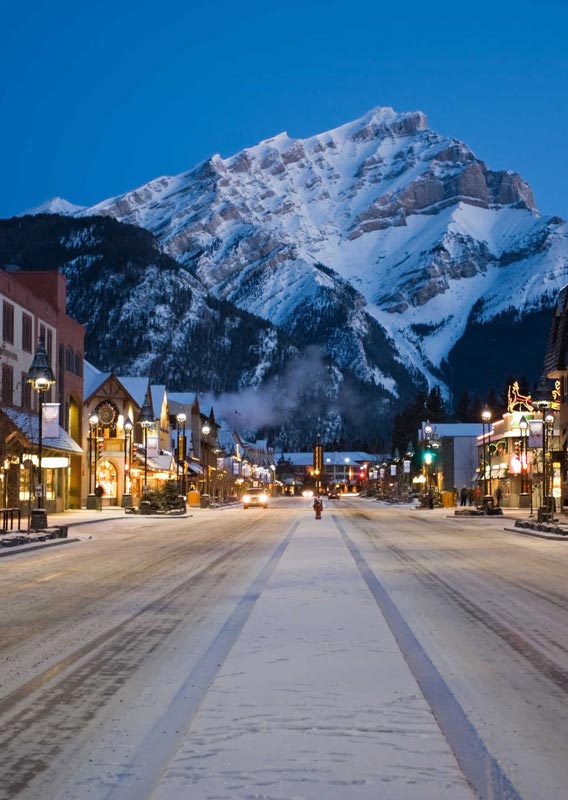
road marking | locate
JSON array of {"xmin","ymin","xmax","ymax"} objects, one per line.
[
  {"xmin": 109, "ymin": 519, "xmax": 299, "ymax": 800},
  {"xmin": 36, "ymin": 571, "xmax": 63, "ymax": 582},
  {"xmin": 334, "ymin": 515, "xmax": 523, "ymax": 800}
]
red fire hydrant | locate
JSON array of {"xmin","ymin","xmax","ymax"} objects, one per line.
[{"xmin": 313, "ymin": 496, "xmax": 323, "ymax": 520}]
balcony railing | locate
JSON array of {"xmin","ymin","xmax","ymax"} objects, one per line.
[{"xmin": 100, "ymin": 439, "xmax": 125, "ymax": 453}]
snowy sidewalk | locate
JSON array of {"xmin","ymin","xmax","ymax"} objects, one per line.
[{"xmin": 149, "ymin": 512, "xmax": 475, "ymax": 799}]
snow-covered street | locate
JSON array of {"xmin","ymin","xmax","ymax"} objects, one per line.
[{"xmin": 1, "ymin": 499, "xmax": 568, "ymax": 799}]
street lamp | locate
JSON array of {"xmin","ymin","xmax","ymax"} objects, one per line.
[
  {"xmin": 519, "ymin": 415, "xmax": 530, "ymax": 512},
  {"xmin": 544, "ymin": 409, "xmax": 555, "ymax": 518},
  {"xmin": 122, "ymin": 416, "xmax": 133, "ymax": 507},
  {"xmin": 139, "ymin": 399, "xmax": 153, "ymax": 499},
  {"xmin": 176, "ymin": 412, "xmax": 187, "ymax": 494},
  {"xmin": 86, "ymin": 411, "xmax": 99, "ymax": 507},
  {"xmin": 27, "ymin": 341, "xmax": 55, "ymax": 529},
  {"xmin": 202, "ymin": 421, "xmax": 211, "ymax": 497},
  {"xmin": 423, "ymin": 422, "xmax": 433, "ymax": 493},
  {"xmin": 481, "ymin": 406, "xmax": 492, "ymax": 502},
  {"xmin": 405, "ymin": 442, "xmax": 415, "ymax": 491},
  {"xmin": 430, "ymin": 432, "xmax": 440, "ymax": 493}
]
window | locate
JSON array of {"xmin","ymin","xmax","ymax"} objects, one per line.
[
  {"xmin": 3, "ymin": 302, "xmax": 14, "ymax": 344},
  {"xmin": 46, "ymin": 329, "xmax": 53, "ymax": 362},
  {"xmin": 74, "ymin": 352, "xmax": 82, "ymax": 376},
  {"xmin": 39, "ymin": 323, "xmax": 46, "ymax": 344},
  {"xmin": 66, "ymin": 346, "xmax": 73, "ymax": 371},
  {"xmin": 21, "ymin": 373, "xmax": 32, "ymax": 409},
  {"xmin": 1, "ymin": 363, "xmax": 14, "ymax": 406},
  {"xmin": 22, "ymin": 313, "xmax": 33, "ymax": 353}
]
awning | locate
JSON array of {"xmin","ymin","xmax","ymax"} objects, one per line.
[
  {"xmin": 133, "ymin": 453, "xmax": 175, "ymax": 472},
  {"xmin": 187, "ymin": 463, "xmax": 203, "ymax": 476},
  {"xmin": 474, "ymin": 467, "xmax": 507, "ymax": 481}
]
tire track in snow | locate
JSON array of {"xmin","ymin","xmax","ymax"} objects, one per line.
[
  {"xmin": 0, "ymin": 525, "xmax": 289, "ymax": 800},
  {"xmin": 335, "ymin": 515, "xmax": 523, "ymax": 800}
]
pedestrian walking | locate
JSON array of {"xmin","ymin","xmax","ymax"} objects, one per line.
[
  {"xmin": 460, "ymin": 486, "xmax": 468, "ymax": 507},
  {"xmin": 94, "ymin": 484, "xmax": 104, "ymax": 511}
]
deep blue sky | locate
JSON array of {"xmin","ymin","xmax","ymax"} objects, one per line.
[{"xmin": 1, "ymin": 0, "xmax": 567, "ymax": 219}]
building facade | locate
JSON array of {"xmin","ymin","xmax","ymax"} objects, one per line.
[
  {"xmin": 82, "ymin": 367, "xmax": 177, "ymax": 507},
  {"xmin": 0, "ymin": 268, "xmax": 84, "ymax": 513}
]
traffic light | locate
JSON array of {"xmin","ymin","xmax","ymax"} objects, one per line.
[{"xmin": 423, "ymin": 449, "xmax": 435, "ymax": 465}]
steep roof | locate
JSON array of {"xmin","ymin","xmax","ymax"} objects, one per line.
[
  {"xmin": 150, "ymin": 384, "xmax": 166, "ymax": 419},
  {"xmin": 544, "ymin": 286, "xmax": 568, "ymax": 378},
  {"xmin": 116, "ymin": 377, "xmax": 150, "ymax": 409},
  {"xmin": 83, "ymin": 361, "xmax": 110, "ymax": 401}
]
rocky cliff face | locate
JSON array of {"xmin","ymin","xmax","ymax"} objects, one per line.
[
  {"xmin": 74, "ymin": 107, "xmax": 567, "ymax": 389},
  {"xmin": 14, "ymin": 106, "xmax": 568, "ymax": 443}
]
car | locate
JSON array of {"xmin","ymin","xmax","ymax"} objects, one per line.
[
  {"xmin": 242, "ymin": 488, "xmax": 269, "ymax": 509},
  {"xmin": 328, "ymin": 491, "xmax": 340, "ymax": 500},
  {"xmin": 302, "ymin": 489, "xmax": 314, "ymax": 498}
]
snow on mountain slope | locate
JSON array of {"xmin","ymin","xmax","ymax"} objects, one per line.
[
  {"xmin": 20, "ymin": 196, "xmax": 86, "ymax": 216},
  {"xmin": 58, "ymin": 107, "xmax": 568, "ymax": 390}
]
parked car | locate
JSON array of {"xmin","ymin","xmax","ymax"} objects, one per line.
[{"xmin": 242, "ymin": 488, "xmax": 269, "ymax": 509}]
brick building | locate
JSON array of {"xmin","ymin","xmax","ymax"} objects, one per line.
[{"xmin": 0, "ymin": 268, "xmax": 84, "ymax": 512}]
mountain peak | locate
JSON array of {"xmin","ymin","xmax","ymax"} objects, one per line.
[{"xmin": 20, "ymin": 196, "xmax": 85, "ymax": 217}]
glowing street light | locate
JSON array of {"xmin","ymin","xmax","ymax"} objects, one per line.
[
  {"xmin": 139, "ymin": 398, "xmax": 154, "ymax": 498},
  {"xmin": 176, "ymin": 411, "xmax": 187, "ymax": 494},
  {"xmin": 122, "ymin": 416, "xmax": 133, "ymax": 507},
  {"xmin": 27, "ymin": 341, "xmax": 55, "ymax": 529},
  {"xmin": 481, "ymin": 406, "xmax": 492, "ymax": 501}
]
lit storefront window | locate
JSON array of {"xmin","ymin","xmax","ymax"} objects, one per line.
[{"xmin": 98, "ymin": 459, "xmax": 118, "ymax": 500}]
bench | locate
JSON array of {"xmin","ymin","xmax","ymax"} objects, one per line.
[{"xmin": 0, "ymin": 508, "xmax": 21, "ymax": 532}]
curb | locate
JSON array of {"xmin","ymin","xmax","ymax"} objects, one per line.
[
  {"xmin": 0, "ymin": 537, "xmax": 81, "ymax": 558},
  {"xmin": 503, "ymin": 527, "xmax": 568, "ymax": 541}
]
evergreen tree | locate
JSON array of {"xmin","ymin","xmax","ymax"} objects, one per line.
[
  {"xmin": 486, "ymin": 388, "xmax": 501, "ymax": 417},
  {"xmin": 470, "ymin": 394, "xmax": 483, "ymax": 422},
  {"xmin": 425, "ymin": 386, "xmax": 446, "ymax": 422},
  {"xmin": 455, "ymin": 390, "xmax": 471, "ymax": 422}
]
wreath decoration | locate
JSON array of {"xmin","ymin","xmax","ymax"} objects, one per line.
[{"xmin": 95, "ymin": 400, "xmax": 119, "ymax": 427}]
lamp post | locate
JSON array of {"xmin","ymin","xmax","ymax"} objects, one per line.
[
  {"xmin": 519, "ymin": 415, "xmax": 529, "ymax": 510},
  {"xmin": 430, "ymin": 432, "xmax": 440, "ymax": 494},
  {"xmin": 544, "ymin": 409, "xmax": 555, "ymax": 518},
  {"xmin": 27, "ymin": 341, "xmax": 55, "ymax": 529},
  {"xmin": 405, "ymin": 442, "xmax": 415, "ymax": 492},
  {"xmin": 202, "ymin": 421, "xmax": 211, "ymax": 497},
  {"xmin": 481, "ymin": 406, "xmax": 492, "ymax": 503},
  {"xmin": 423, "ymin": 422, "xmax": 433, "ymax": 493},
  {"xmin": 85, "ymin": 411, "xmax": 100, "ymax": 508},
  {"xmin": 176, "ymin": 412, "xmax": 187, "ymax": 494},
  {"xmin": 122, "ymin": 417, "xmax": 133, "ymax": 508},
  {"xmin": 139, "ymin": 399, "xmax": 153, "ymax": 500}
]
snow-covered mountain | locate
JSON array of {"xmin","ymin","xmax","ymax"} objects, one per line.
[
  {"xmin": 72, "ymin": 106, "xmax": 568, "ymax": 393},
  {"xmin": 21, "ymin": 196, "xmax": 86, "ymax": 216},
  {"xmin": 8, "ymin": 107, "xmax": 568, "ymax": 446}
]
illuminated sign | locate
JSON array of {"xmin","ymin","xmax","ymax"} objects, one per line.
[{"xmin": 507, "ymin": 381, "xmax": 534, "ymax": 413}]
